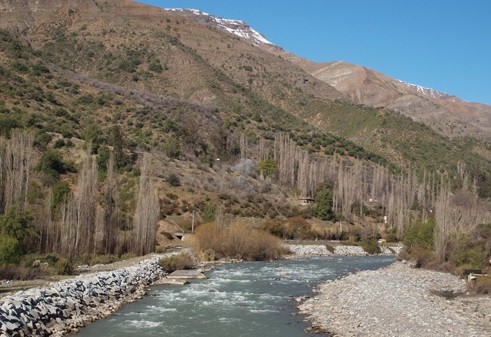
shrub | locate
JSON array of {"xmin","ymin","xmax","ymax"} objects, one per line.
[
  {"xmin": 325, "ymin": 244, "xmax": 335, "ymax": 253},
  {"xmin": 285, "ymin": 216, "xmax": 315, "ymax": 240},
  {"xmin": 158, "ymin": 252, "xmax": 197, "ymax": 273},
  {"xmin": 0, "ymin": 264, "xmax": 50, "ymax": 280},
  {"xmin": 361, "ymin": 240, "xmax": 382, "ymax": 255},
  {"xmin": 166, "ymin": 173, "xmax": 181, "ymax": 187},
  {"xmin": 195, "ymin": 221, "xmax": 286, "ymax": 261},
  {"xmin": 55, "ymin": 258, "xmax": 74, "ymax": 275},
  {"xmin": 201, "ymin": 202, "xmax": 217, "ymax": 223},
  {"xmin": 399, "ymin": 246, "xmax": 435, "ymax": 268},
  {"xmin": 51, "ymin": 180, "xmax": 71, "ymax": 212},
  {"xmin": 403, "ymin": 219, "xmax": 435, "ymax": 251},
  {"xmin": 36, "ymin": 150, "xmax": 74, "ymax": 184},
  {"xmin": 261, "ymin": 220, "xmax": 285, "ymax": 238},
  {"xmin": 448, "ymin": 233, "xmax": 487, "ymax": 270},
  {"xmin": 474, "ymin": 276, "xmax": 491, "ymax": 294},
  {"xmin": 0, "ymin": 235, "xmax": 21, "ymax": 265},
  {"xmin": 53, "ymin": 138, "xmax": 66, "ymax": 148},
  {"xmin": 259, "ymin": 159, "xmax": 277, "ymax": 178},
  {"xmin": 89, "ymin": 254, "xmax": 119, "ymax": 265}
]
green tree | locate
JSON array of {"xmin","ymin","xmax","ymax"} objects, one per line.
[
  {"xmin": 0, "ymin": 235, "xmax": 21, "ymax": 264},
  {"xmin": 403, "ymin": 219, "xmax": 435, "ymax": 251},
  {"xmin": 315, "ymin": 187, "xmax": 334, "ymax": 221},
  {"xmin": 201, "ymin": 202, "xmax": 217, "ymax": 223},
  {"xmin": 259, "ymin": 159, "xmax": 277, "ymax": 178},
  {"xmin": 0, "ymin": 207, "xmax": 35, "ymax": 242},
  {"xmin": 109, "ymin": 126, "xmax": 126, "ymax": 168}
]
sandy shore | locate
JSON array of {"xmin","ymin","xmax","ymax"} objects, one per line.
[{"xmin": 299, "ymin": 261, "xmax": 491, "ymax": 337}]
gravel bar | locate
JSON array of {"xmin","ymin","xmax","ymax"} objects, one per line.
[{"xmin": 299, "ymin": 261, "xmax": 491, "ymax": 337}]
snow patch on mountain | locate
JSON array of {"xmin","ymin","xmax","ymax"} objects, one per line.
[
  {"xmin": 166, "ymin": 8, "xmax": 273, "ymax": 46},
  {"xmin": 397, "ymin": 80, "xmax": 459, "ymax": 102}
]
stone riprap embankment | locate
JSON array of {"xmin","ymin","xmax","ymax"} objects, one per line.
[
  {"xmin": 0, "ymin": 257, "xmax": 165, "ymax": 337},
  {"xmin": 287, "ymin": 244, "xmax": 403, "ymax": 258},
  {"xmin": 299, "ymin": 261, "xmax": 491, "ymax": 337}
]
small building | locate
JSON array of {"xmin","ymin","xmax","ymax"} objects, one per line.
[{"xmin": 298, "ymin": 197, "xmax": 315, "ymax": 206}]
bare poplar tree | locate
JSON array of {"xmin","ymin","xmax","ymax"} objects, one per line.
[
  {"xmin": 74, "ymin": 149, "xmax": 98, "ymax": 255},
  {"xmin": 134, "ymin": 153, "xmax": 159, "ymax": 255},
  {"xmin": 100, "ymin": 152, "xmax": 119, "ymax": 254},
  {"xmin": 1, "ymin": 130, "xmax": 34, "ymax": 212}
]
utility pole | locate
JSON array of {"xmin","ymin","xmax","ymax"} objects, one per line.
[{"xmin": 191, "ymin": 210, "xmax": 195, "ymax": 234}]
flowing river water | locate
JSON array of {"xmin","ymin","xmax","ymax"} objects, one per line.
[{"xmin": 73, "ymin": 256, "xmax": 394, "ymax": 337}]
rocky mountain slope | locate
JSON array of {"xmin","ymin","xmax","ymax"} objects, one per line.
[
  {"xmin": 172, "ymin": 7, "xmax": 490, "ymax": 142},
  {"xmin": 288, "ymin": 59, "xmax": 491, "ymax": 141},
  {"xmin": 0, "ymin": 0, "xmax": 490, "ymax": 194}
]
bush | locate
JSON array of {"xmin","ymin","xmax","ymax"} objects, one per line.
[
  {"xmin": 166, "ymin": 173, "xmax": 181, "ymax": 187},
  {"xmin": 0, "ymin": 264, "xmax": 50, "ymax": 280},
  {"xmin": 261, "ymin": 220, "xmax": 285, "ymax": 238},
  {"xmin": 361, "ymin": 240, "xmax": 382, "ymax": 255},
  {"xmin": 399, "ymin": 246, "xmax": 435, "ymax": 268},
  {"xmin": 285, "ymin": 216, "xmax": 316, "ymax": 240},
  {"xmin": 403, "ymin": 219, "xmax": 435, "ymax": 251},
  {"xmin": 36, "ymin": 150, "xmax": 74, "ymax": 184},
  {"xmin": 158, "ymin": 252, "xmax": 197, "ymax": 273},
  {"xmin": 55, "ymin": 258, "xmax": 74, "ymax": 275},
  {"xmin": 201, "ymin": 202, "xmax": 217, "ymax": 223},
  {"xmin": 51, "ymin": 180, "xmax": 71, "ymax": 212},
  {"xmin": 325, "ymin": 244, "xmax": 335, "ymax": 253},
  {"xmin": 0, "ymin": 235, "xmax": 21, "ymax": 265},
  {"xmin": 195, "ymin": 221, "xmax": 287, "ymax": 261}
]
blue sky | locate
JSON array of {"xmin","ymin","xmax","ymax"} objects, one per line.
[{"xmin": 141, "ymin": 1, "xmax": 491, "ymax": 105}]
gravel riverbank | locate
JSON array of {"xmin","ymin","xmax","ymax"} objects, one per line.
[
  {"xmin": 299, "ymin": 261, "xmax": 491, "ymax": 337},
  {"xmin": 287, "ymin": 244, "xmax": 403, "ymax": 258}
]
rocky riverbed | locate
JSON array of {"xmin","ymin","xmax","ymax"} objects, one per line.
[
  {"xmin": 0, "ymin": 257, "xmax": 165, "ymax": 337},
  {"xmin": 287, "ymin": 243, "xmax": 403, "ymax": 258},
  {"xmin": 299, "ymin": 261, "xmax": 491, "ymax": 337}
]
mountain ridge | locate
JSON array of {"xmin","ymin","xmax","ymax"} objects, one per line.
[
  {"xmin": 0, "ymin": 0, "xmax": 490, "ymax": 196},
  {"xmin": 169, "ymin": 7, "xmax": 491, "ymax": 141}
]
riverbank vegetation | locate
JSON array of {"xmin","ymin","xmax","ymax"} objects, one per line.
[
  {"xmin": 195, "ymin": 222, "xmax": 287, "ymax": 261},
  {"xmin": 0, "ymin": 28, "xmax": 489, "ymax": 283}
]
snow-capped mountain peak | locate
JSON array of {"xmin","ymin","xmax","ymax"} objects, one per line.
[
  {"xmin": 166, "ymin": 8, "xmax": 273, "ymax": 46},
  {"xmin": 397, "ymin": 80, "xmax": 459, "ymax": 102}
]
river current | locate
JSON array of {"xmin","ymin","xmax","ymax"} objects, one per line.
[{"xmin": 73, "ymin": 256, "xmax": 394, "ymax": 337}]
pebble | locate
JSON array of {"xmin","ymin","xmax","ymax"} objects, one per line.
[
  {"xmin": 299, "ymin": 261, "xmax": 491, "ymax": 337},
  {"xmin": 287, "ymin": 244, "xmax": 403, "ymax": 258}
]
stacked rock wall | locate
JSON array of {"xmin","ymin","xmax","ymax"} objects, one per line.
[{"xmin": 0, "ymin": 258, "xmax": 164, "ymax": 337}]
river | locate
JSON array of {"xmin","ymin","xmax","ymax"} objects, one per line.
[{"xmin": 73, "ymin": 256, "xmax": 394, "ymax": 337}]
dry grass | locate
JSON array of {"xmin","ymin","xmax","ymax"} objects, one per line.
[
  {"xmin": 195, "ymin": 221, "xmax": 287, "ymax": 261},
  {"xmin": 0, "ymin": 265, "xmax": 51, "ymax": 280},
  {"xmin": 473, "ymin": 275, "xmax": 491, "ymax": 294},
  {"xmin": 158, "ymin": 252, "xmax": 197, "ymax": 273}
]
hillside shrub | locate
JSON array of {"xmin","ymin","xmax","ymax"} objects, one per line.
[
  {"xmin": 259, "ymin": 159, "xmax": 277, "ymax": 178},
  {"xmin": 201, "ymin": 202, "xmax": 217, "ymax": 223},
  {"xmin": 36, "ymin": 150, "xmax": 75, "ymax": 184},
  {"xmin": 166, "ymin": 173, "xmax": 181, "ymax": 187},
  {"xmin": 195, "ymin": 222, "xmax": 286, "ymax": 261}
]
